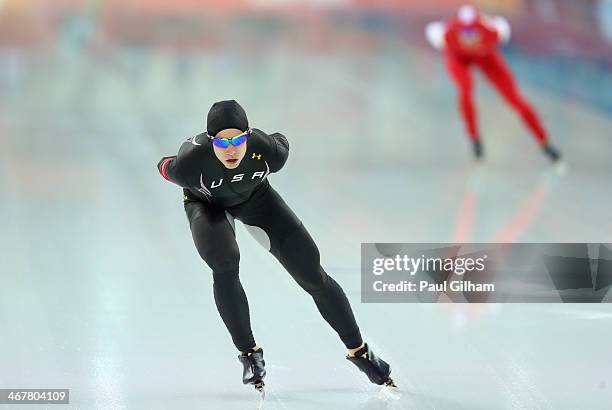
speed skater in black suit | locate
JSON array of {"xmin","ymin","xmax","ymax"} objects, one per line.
[{"xmin": 157, "ymin": 100, "xmax": 395, "ymax": 395}]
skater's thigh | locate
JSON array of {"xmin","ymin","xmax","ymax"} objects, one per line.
[
  {"xmin": 276, "ymin": 223, "xmax": 322, "ymax": 284},
  {"xmin": 185, "ymin": 199, "xmax": 239, "ymax": 272},
  {"xmin": 446, "ymin": 56, "xmax": 472, "ymax": 89},
  {"xmin": 236, "ymin": 187, "xmax": 324, "ymax": 288},
  {"xmin": 477, "ymin": 53, "xmax": 518, "ymax": 96},
  {"xmin": 235, "ymin": 186, "xmax": 312, "ymax": 259}
]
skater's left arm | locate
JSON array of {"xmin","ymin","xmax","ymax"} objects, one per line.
[
  {"xmin": 267, "ymin": 132, "xmax": 289, "ymax": 173},
  {"xmin": 482, "ymin": 14, "xmax": 511, "ymax": 44},
  {"xmin": 493, "ymin": 16, "xmax": 511, "ymax": 43},
  {"xmin": 252, "ymin": 128, "xmax": 289, "ymax": 173}
]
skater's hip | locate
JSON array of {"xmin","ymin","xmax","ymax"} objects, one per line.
[{"xmin": 182, "ymin": 180, "xmax": 271, "ymax": 210}]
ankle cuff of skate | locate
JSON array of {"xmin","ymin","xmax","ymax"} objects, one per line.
[
  {"xmin": 240, "ymin": 347, "xmax": 262, "ymax": 357},
  {"xmin": 348, "ymin": 343, "xmax": 369, "ymax": 359}
]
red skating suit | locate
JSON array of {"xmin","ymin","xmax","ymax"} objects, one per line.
[
  {"xmin": 444, "ymin": 16, "xmax": 500, "ymax": 60},
  {"xmin": 426, "ymin": 10, "xmax": 549, "ymax": 144}
]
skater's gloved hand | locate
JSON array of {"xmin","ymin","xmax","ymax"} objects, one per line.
[{"xmin": 157, "ymin": 156, "xmax": 176, "ymax": 181}]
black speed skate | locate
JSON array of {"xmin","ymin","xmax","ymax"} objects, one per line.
[
  {"xmin": 238, "ymin": 348, "xmax": 266, "ymax": 395},
  {"xmin": 542, "ymin": 144, "xmax": 561, "ymax": 162},
  {"xmin": 347, "ymin": 343, "xmax": 396, "ymax": 388},
  {"xmin": 472, "ymin": 139, "xmax": 483, "ymax": 160}
]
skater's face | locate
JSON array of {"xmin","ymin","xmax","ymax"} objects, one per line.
[
  {"xmin": 457, "ymin": 5, "xmax": 478, "ymax": 25},
  {"xmin": 212, "ymin": 128, "xmax": 248, "ymax": 169}
]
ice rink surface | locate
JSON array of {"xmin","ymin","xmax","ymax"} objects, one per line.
[{"xmin": 1, "ymin": 20, "xmax": 612, "ymax": 410}]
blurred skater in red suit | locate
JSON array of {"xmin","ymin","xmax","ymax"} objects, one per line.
[{"xmin": 426, "ymin": 5, "xmax": 561, "ymax": 162}]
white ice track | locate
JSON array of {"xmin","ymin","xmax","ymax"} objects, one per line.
[{"xmin": 1, "ymin": 29, "xmax": 612, "ymax": 410}]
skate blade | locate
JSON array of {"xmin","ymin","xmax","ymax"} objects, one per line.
[
  {"xmin": 378, "ymin": 386, "xmax": 401, "ymax": 401},
  {"xmin": 384, "ymin": 378, "xmax": 400, "ymax": 393},
  {"xmin": 378, "ymin": 379, "xmax": 401, "ymax": 401},
  {"xmin": 384, "ymin": 378, "xmax": 397, "ymax": 388},
  {"xmin": 254, "ymin": 381, "xmax": 265, "ymax": 400},
  {"xmin": 553, "ymin": 161, "xmax": 567, "ymax": 176}
]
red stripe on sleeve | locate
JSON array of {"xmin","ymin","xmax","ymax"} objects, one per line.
[{"xmin": 160, "ymin": 158, "xmax": 172, "ymax": 181}]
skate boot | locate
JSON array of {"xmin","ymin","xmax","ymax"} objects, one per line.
[
  {"xmin": 347, "ymin": 343, "xmax": 396, "ymax": 388},
  {"xmin": 472, "ymin": 139, "xmax": 483, "ymax": 160},
  {"xmin": 542, "ymin": 144, "xmax": 561, "ymax": 162},
  {"xmin": 238, "ymin": 347, "xmax": 266, "ymax": 395}
]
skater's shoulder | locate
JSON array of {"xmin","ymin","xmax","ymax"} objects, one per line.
[
  {"xmin": 179, "ymin": 132, "xmax": 212, "ymax": 155},
  {"xmin": 169, "ymin": 133, "xmax": 211, "ymax": 172},
  {"xmin": 246, "ymin": 129, "xmax": 289, "ymax": 172},
  {"xmin": 251, "ymin": 129, "xmax": 288, "ymax": 151},
  {"xmin": 250, "ymin": 128, "xmax": 288, "ymax": 141},
  {"xmin": 249, "ymin": 128, "xmax": 272, "ymax": 139},
  {"xmin": 249, "ymin": 128, "xmax": 284, "ymax": 146}
]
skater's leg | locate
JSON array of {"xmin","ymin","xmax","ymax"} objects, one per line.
[
  {"xmin": 277, "ymin": 224, "xmax": 363, "ymax": 349},
  {"xmin": 185, "ymin": 197, "xmax": 256, "ymax": 352},
  {"xmin": 478, "ymin": 52, "xmax": 548, "ymax": 145},
  {"xmin": 446, "ymin": 56, "xmax": 479, "ymax": 141},
  {"xmin": 234, "ymin": 186, "xmax": 394, "ymax": 387},
  {"xmin": 233, "ymin": 186, "xmax": 363, "ymax": 350}
]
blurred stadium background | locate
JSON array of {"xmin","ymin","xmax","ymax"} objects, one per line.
[{"xmin": 1, "ymin": 1, "xmax": 611, "ymax": 409}]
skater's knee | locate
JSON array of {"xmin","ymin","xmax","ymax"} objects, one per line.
[
  {"xmin": 212, "ymin": 264, "xmax": 240, "ymax": 285},
  {"xmin": 517, "ymin": 100, "xmax": 533, "ymax": 115},
  {"xmin": 204, "ymin": 245, "xmax": 240, "ymax": 279},
  {"xmin": 282, "ymin": 253, "xmax": 327, "ymax": 292},
  {"xmin": 500, "ymin": 88, "xmax": 525, "ymax": 107},
  {"xmin": 459, "ymin": 88, "xmax": 472, "ymax": 101},
  {"xmin": 295, "ymin": 267, "xmax": 329, "ymax": 294},
  {"xmin": 277, "ymin": 225, "xmax": 331, "ymax": 291}
]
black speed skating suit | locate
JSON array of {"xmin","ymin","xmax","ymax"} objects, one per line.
[{"xmin": 158, "ymin": 129, "xmax": 363, "ymax": 352}]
